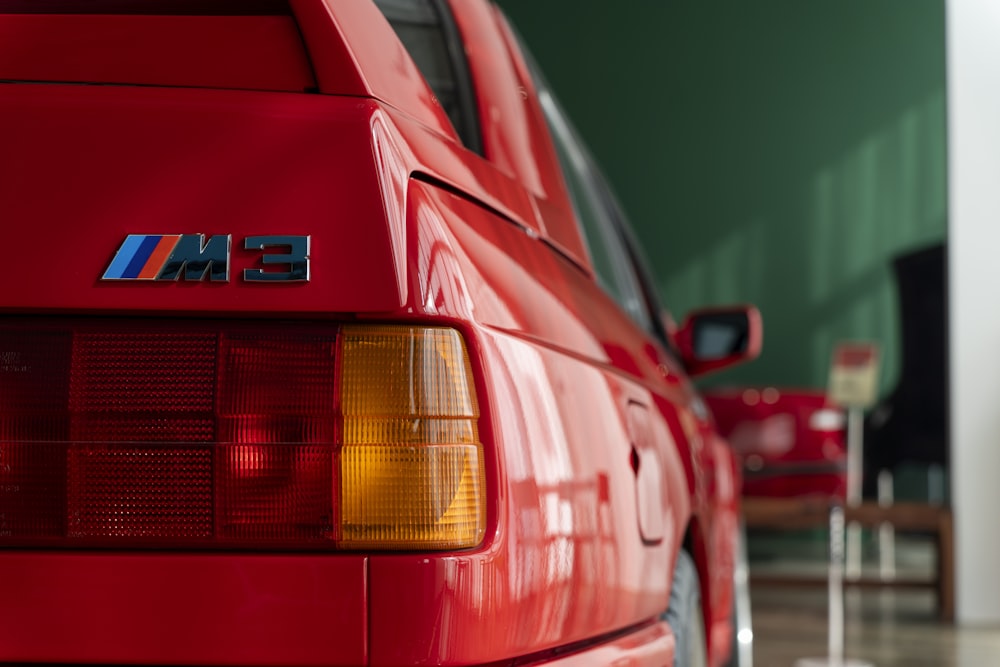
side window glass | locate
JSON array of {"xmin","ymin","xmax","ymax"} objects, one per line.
[
  {"xmin": 546, "ymin": 111, "xmax": 618, "ymax": 298},
  {"xmin": 538, "ymin": 88, "xmax": 653, "ymax": 333},
  {"xmin": 374, "ymin": 0, "xmax": 482, "ymax": 154},
  {"xmin": 595, "ymin": 177, "xmax": 679, "ymax": 351}
]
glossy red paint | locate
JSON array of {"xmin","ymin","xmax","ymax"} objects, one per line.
[
  {"xmin": 0, "ymin": 553, "xmax": 368, "ymax": 665},
  {"xmin": 0, "ymin": 1, "xmax": 748, "ymax": 666},
  {"xmin": 294, "ymin": 0, "xmax": 458, "ymax": 142},
  {"xmin": 0, "ymin": 87, "xmax": 405, "ymax": 314},
  {"xmin": 0, "ymin": 14, "xmax": 316, "ymax": 92}
]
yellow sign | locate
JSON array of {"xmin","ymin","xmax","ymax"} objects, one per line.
[{"xmin": 828, "ymin": 342, "xmax": 880, "ymax": 408}]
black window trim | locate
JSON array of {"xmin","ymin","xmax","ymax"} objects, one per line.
[
  {"xmin": 593, "ymin": 177, "xmax": 682, "ymax": 358},
  {"xmin": 373, "ymin": 0, "xmax": 483, "ymax": 155},
  {"xmin": 431, "ymin": 0, "xmax": 483, "ymax": 155}
]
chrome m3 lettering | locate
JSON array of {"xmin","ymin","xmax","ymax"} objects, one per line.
[{"xmin": 102, "ymin": 234, "xmax": 310, "ymax": 283}]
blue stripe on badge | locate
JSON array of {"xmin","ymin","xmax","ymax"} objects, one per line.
[
  {"xmin": 102, "ymin": 235, "xmax": 159, "ymax": 280},
  {"xmin": 120, "ymin": 235, "xmax": 163, "ymax": 279}
]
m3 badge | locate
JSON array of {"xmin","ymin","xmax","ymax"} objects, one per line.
[{"xmin": 101, "ymin": 234, "xmax": 310, "ymax": 282}]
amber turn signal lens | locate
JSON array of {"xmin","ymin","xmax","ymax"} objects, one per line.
[{"xmin": 338, "ymin": 326, "xmax": 485, "ymax": 550}]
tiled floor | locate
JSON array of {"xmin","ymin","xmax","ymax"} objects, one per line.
[{"xmin": 748, "ymin": 533, "xmax": 1000, "ymax": 666}]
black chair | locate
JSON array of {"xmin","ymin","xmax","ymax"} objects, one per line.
[{"xmin": 864, "ymin": 242, "xmax": 948, "ymax": 502}]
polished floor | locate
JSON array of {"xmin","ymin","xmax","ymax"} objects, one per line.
[
  {"xmin": 751, "ymin": 585, "xmax": 1000, "ymax": 666},
  {"xmin": 748, "ymin": 534, "xmax": 1000, "ymax": 666}
]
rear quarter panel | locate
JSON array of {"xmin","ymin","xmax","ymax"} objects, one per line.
[{"xmin": 363, "ymin": 179, "xmax": 692, "ymax": 664}]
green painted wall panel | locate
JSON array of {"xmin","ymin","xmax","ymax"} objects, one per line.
[{"xmin": 497, "ymin": 1, "xmax": 946, "ymax": 394}]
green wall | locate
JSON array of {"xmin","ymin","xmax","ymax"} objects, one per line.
[{"xmin": 497, "ymin": 1, "xmax": 947, "ymax": 394}]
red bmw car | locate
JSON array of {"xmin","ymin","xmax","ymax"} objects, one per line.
[
  {"xmin": 0, "ymin": 1, "xmax": 759, "ymax": 666},
  {"xmin": 704, "ymin": 387, "xmax": 847, "ymax": 500}
]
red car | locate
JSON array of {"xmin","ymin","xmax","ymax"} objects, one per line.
[
  {"xmin": 703, "ymin": 388, "xmax": 847, "ymax": 500},
  {"xmin": 0, "ymin": 2, "xmax": 759, "ymax": 666}
]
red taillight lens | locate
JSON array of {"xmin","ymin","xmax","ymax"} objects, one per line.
[
  {"xmin": 0, "ymin": 330, "xmax": 71, "ymax": 441},
  {"xmin": 0, "ymin": 443, "xmax": 65, "ymax": 538},
  {"xmin": 0, "ymin": 320, "xmax": 485, "ymax": 551},
  {"xmin": 67, "ymin": 444, "xmax": 214, "ymax": 539},
  {"xmin": 216, "ymin": 335, "xmax": 338, "ymax": 542},
  {"xmin": 0, "ymin": 330, "xmax": 70, "ymax": 539},
  {"xmin": 218, "ymin": 444, "xmax": 334, "ymax": 541},
  {"xmin": 217, "ymin": 334, "xmax": 337, "ymax": 445},
  {"xmin": 70, "ymin": 332, "xmax": 216, "ymax": 443}
]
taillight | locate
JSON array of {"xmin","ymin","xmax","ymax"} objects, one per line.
[
  {"xmin": 339, "ymin": 325, "xmax": 484, "ymax": 550},
  {"xmin": 0, "ymin": 330, "xmax": 70, "ymax": 539},
  {"xmin": 216, "ymin": 334, "xmax": 338, "ymax": 543},
  {"xmin": 0, "ymin": 320, "xmax": 485, "ymax": 551}
]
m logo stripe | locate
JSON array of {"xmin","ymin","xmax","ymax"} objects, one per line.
[
  {"xmin": 137, "ymin": 235, "xmax": 182, "ymax": 280},
  {"xmin": 103, "ymin": 235, "xmax": 181, "ymax": 280},
  {"xmin": 120, "ymin": 236, "xmax": 163, "ymax": 279},
  {"xmin": 103, "ymin": 235, "xmax": 150, "ymax": 280}
]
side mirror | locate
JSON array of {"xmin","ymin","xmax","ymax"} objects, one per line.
[{"xmin": 674, "ymin": 305, "xmax": 762, "ymax": 378}]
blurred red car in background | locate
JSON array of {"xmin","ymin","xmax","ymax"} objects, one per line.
[{"xmin": 704, "ymin": 388, "xmax": 847, "ymax": 500}]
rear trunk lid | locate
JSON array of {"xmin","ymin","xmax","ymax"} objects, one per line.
[
  {"xmin": 0, "ymin": 84, "xmax": 408, "ymax": 315},
  {"xmin": 0, "ymin": 0, "xmax": 422, "ymax": 316}
]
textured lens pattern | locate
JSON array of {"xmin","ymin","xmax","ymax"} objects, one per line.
[
  {"xmin": 218, "ymin": 444, "xmax": 334, "ymax": 541},
  {"xmin": 0, "ymin": 331, "xmax": 72, "ymax": 441},
  {"xmin": 0, "ymin": 331, "xmax": 72, "ymax": 538},
  {"xmin": 340, "ymin": 326, "xmax": 479, "ymax": 420},
  {"xmin": 343, "ymin": 416, "xmax": 477, "ymax": 446},
  {"xmin": 67, "ymin": 444, "xmax": 213, "ymax": 538},
  {"xmin": 339, "ymin": 443, "xmax": 485, "ymax": 549},
  {"xmin": 218, "ymin": 334, "xmax": 337, "ymax": 446},
  {"xmin": 219, "ymin": 335, "xmax": 337, "ymax": 416},
  {"xmin": 0, "ymin": 322, "xmax": 342, "ymax": 546},
  {"xmin": 0, "ymin": 321, "xmax": 486, "ymax": 551},
  {"xmin": 70, "ymin": 332, "xmax": 216, "ymax": 442},
  {"xmin": 0, "ymin": 443, "xmax": 66, "ymax": 538},
  {"xmin": 339, "ymin": 326, "xmax": 485, "ymax": 550}
]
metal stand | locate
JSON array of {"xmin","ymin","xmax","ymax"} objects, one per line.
[
  {"xmin": 845, "ymin": 407, "xmax": 864, "ymax": 580},
  {"xmin": 877, "ymin": 470, "xmax": 895, "ymax": 581},
  {"xmin": 794, "ymin": 505, "xmax": 874, "ymax": 667}
]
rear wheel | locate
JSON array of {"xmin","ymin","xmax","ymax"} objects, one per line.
[{"xmin": 664, "ymin": 549, "xmax": 708, "ymax": 667}]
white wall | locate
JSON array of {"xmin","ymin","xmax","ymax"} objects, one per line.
[{"xmin": 947, "ymin": 0, "xmax": 1000, "ymax": 625}]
